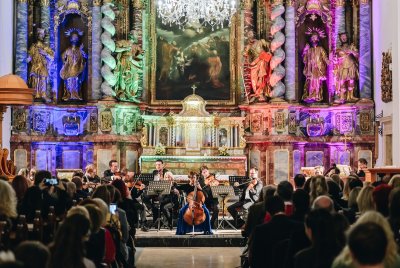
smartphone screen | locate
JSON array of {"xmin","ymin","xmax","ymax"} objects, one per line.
[
  {"xmin": 109, "ymin": 203, "xmax": 117, "ymax": 214},
  {"xmin": 44, "ymin": 178, "xmax": 58, "ymax": 186}
]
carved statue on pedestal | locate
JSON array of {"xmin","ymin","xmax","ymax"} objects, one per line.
[
  {"xmin": 27, "ymin": 28, "xmax": 54, "ymax": 102},
  {"xmin": 244, "ymin": 31, "xmax": 272, "ymax": 102},
  {"xmin": 302, "ymin": 28, "xmax": 329, "ymax": 103},
  {"xmin": 333, "ymin": 33, "xmax": 359, "ymax": 103},
  {"xmin": 60, "ymin": 28, "xmax": 87, "ymax": 101},
  {"xmin": 114, "ymin": 31, "xmax": 144, "ymax": 103}
]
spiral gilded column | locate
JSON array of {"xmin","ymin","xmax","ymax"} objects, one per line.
[
  {"xmin": 100, "ymin": 0, "xmax": 117, "ymax": 98},
  {"xmin": 269, "ymin": 0, "xmax": 286, "ymax": 99},
  {"xmin": 92, "ymin": 0, "xmax": 102, "ymax": 100},
  {"xmin": 242, "ymin": 0, "xmax": 255, "ymax": 102},
  {"xmin": 284, "ymin": 0, "xmax": 295, "ymax": 101},
  {"xmin": 132, "ymin": 0, "xmax": 144, "ymax": 100},
  {"xmin": 15, "ymin": 0, "xmax": 28, "ymax": 82}
]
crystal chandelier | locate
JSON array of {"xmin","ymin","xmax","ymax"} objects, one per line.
[{"xmin": 157, "ymin": 0, "xmax": 237, "ymax": 31}]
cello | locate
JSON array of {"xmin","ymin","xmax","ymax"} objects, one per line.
[{"xmin": 183, "ymin": 174, "xmax": 206, "ymax": 226}]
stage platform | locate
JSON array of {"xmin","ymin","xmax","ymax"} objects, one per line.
[{"xmin": 135, "ymin": 229, "xmax": 245, "ymax": 247}]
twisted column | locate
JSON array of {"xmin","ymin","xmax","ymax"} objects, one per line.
[
  {"xmin": 132, "ymin": 0, "xmax": 144, "ymax": 100},
  {"xmin": 100, "ymin": 0, "xmax": 117, "ymax": 98},
  {"xmin": 359, "ymin": 0, "xmax": 372, "ymax": 99},
  {"xmin": 242, "ymin": 0, "xmax": 255, "ymax": 102},
  {"xmin": 15, "ymin": 0, "xmax": 28, "ymax": 82},
  {"xmin": 284, "ymin": 0, "xmax": 295, "ymax": 101},
  {"xmin": 269, "ymin": 0, "xmax": 286, "ymax": 99},
  {"xmin": 92, "ymin": 0, "xmax": 102, "ymax": 100}
]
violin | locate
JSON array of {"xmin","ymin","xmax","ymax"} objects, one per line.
[
  {"xmin": 126, "ymin": 173, "xmax": 146, "ymax": 190},
  {"xmin": 204, "ymin": 174, "xmax": 219, "ymax": 186},
  {"xmin": 183, "ymin": 175, "xmax": 206, "ymax": 226}
]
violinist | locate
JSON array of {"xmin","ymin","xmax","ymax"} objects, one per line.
[
  {"xmin": 152, "ymin": 159, "xmax": 168, "ymax": 181},
  {"xmin": 176, "ymin": 171, "xmax": 213, "ymax": 235},
  {"xmin": 103, "ymin": 160, "xmax": 121, "ymax": 182},
  {"xmin": 199, "ymin": 165, "xmax": 219, "ymax": 229},
  {"xmin": 228, "ymin": 167, "xmax": 263, "ymax": 228}
]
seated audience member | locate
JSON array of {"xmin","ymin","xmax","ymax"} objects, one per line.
[
  {"xmin": 14, "ymin": 241, "xmax": 49, "ymax": 268},
  {"xmin": 277, "ymin": 181, "xmax": 294, "ymax": 216},
  {"xmin": 47, "ymin": 213, "xmax": 95, "ymax": 268},
  {"xmin": 348, "ymin": 223, "xmax": 388, "ymax": 268},
  {"xmin": 309, "ymin": 175, "xmax": 328, "ymax": 204},
  {"xmin": 294, "ymin": 209, "xmax": 345, "ymax": 268},
  {"xmin": 0, "ymin": 180, "xmax": 17, "ymax": 234},
  {"xmin": 330, "ymin": 174, "xmax": 344, "ymax": 191},
  {"xmin": 388, "ymin": 175, "xmax": 400, "ymax": 188},
  {"xmin": 356, "ymin": 185, "xmax": 375, "ymax": 215},
  {"xmin": 333, "ymin": 211, "xmax": 400, "ymax": 268},
  {"xmin": 249, "ymin": 196, "xmax": 304, "ymax": 268},
  {"xmin": 291, "ymin": 189, "xmax": 310, "ymax": 222},
  {"xmin": 293, "ymin": 174, "xmax": 306, "ymax": 190},
  {"xmin": 388, "ymin": 188, "xmax": 400, "ymax": 248},
  {"xmin": 21, "ymin": 170, "xmax": 69, "ymax": 222},
  {"xmin": 372, "ymin": 184, "xmax": 392, "ymax": 217},
  {"xmin": 341, "ymin": 186, "xmax": 361, "ymax": 224},
  {"xmin": 11, "ymin": 175, "xmax": 30, "ymax": 214},
  {"xmin": 311, "ymin": 195, "xmax": 335, "ymax": 213},
  {"xmin": 327, "ymin": 179, "xmax": 346, "ymax": 211},
  {"xmin": 84, "ymin": 204, "xmax": 106, "ymax": 268}
]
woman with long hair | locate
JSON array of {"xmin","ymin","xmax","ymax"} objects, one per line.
[
  {"xmin": 11, "ymin": 175, "xmax": 29, "ymax": 213},
  {"xmin": 309, "ymin": 175, "xmax": 328, "ymax": 205},
  {"xmin": 47, "ymin": 213, "xmax": 95, "ymax": 268}
]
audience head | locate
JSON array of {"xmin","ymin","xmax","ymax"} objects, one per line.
[
  {"xmin": 276, "ymin": 181, "xmax": 294, "ymax": 202},
  {"xmin": 108, "ymin": 160, "xmax": 119, "ymax": 173},
  {"xmin": 348, "ymin": 186, "xmax": 362, "ymax": 209},
  {"xmin": 265, "ymin": 196, "xmax": 285, "ymax": 216},
  {"xmin": 389, "ymin": 187, "xmax": 400, "ymax": 220},
  {"xmin": 388, "ymin": 174, "xmax": 400, "ymax": 188},
  {"xmin": 72, "ymin": 170, "xmax": 84, "ymax": 179},
  {"xmin": 382, "ymin": 174, "xmax": 391, "ymax": 184},
  {"xmin": 292, "ymin": 189, "xmax": 310, "ymax": 216},
  {"xmin": 91, "ymin": 198, "xmax": 108, "ymax": 226},
  {"xmin": 14, "ymin": 241, "xmax": 49, "ymax": 268},
  {"xmin": 327, "ymin": 179, "xmax": 341, "ymax": 201},
  {"xmin": 71, "ymin": 176, "xmax": 83, "ymax": 190},
  {"xmin": 0, "ymin": 180, "xmax": 17, "ymax": 218},
  {"xmin": 66, "ymin": 205, "xmax": 90, "ymax": 220},
  {"xmin": 356, "ymin": 185, "xmax": 375, "ymax": 214},
  {"xmin": 91, "ymin": 185, "xmax": 111, "ymax": 205},
  {"xmin": 11, "ymin": 175, "xmax": 29, "ymax": 201},
  {"xmin": 349, "ymin": 178, "xmax": 363, "ymax": 191},
  {"xmin": 105, "ymin": 184, "xmax": 115, "ymax": 202},
  {"xmin": 294, "ymin": 174, "xmax": 306, "ymax": 189},
  {"xmin": 348, "ymin": 222, "xmax": 387, "ymax": 267},
  {"xmin": 330, "ymin": 174, "xmax": 343, "ymax": 190},
  {"xmin": 372, "ymin": 184, "xmax": 392, "ymax": 217},
  {"xmin": 259, "ymin": 185, "xmax": 276, "ymax": 203},
  {"xmin": 311, "ymin": 195, "xmax": 334, "ymax": 213},
  {"xmin": 111, "ymin": 179, "xmax": 129, "ymax": 199},
  {"xmin": 66, "ymin": 182, "xmax": 76, "ymax": 198},
  {"xmin": 17, "ymin": 168, "xmax": 29, "ymax": 179},
  {"xmin": 83, "ymin": 204, "xmax": 103, "ymax": 233},
  {"xmin": 33, "ymin": 170, "xmax": 51, "ymax": 186},
  {"xmin": 309, "ymin": 175, "xmax": 328, "ymax": 204}
]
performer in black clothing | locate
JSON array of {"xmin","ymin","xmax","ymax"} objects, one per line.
[
  {"xmin": 103, "ymin": 160, "xmax": 121, "ymax": 182},
  {"xmin": 357, "ymin": 158, "xmax": 368, "ymax": 178},
  {"xmin": 199, "ymin": 165, "xmax": 219, "ymax": 229},
  {"xmin": 152, "ymin": 159, "xmax": 169, "ymax": 180}
]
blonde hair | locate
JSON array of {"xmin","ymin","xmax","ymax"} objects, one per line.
[
  {"xmin": 67, "ymin": 206, "xmax": 90, "ymax": 220},
  {"xmin": 356, "ymin": 185, "xmax": 375, "ymax": 214},
  {"xmin": 333, "ymin": 211, "xmax": 399, "ymax": 267},
  {"xmin": 309, "ymin": 175, "xmax": 328, "ymax": 204},
  {"xmin": 388, "ymin": 174, "xmax": 400, "ymax": 188},
  {"xmin": 92, "ymin": 198, "xmax": 108, "ymax": 226},
  {"xmin": 18, "ymin": 168, "xmax": 29, "ymax": 178},
  {"xmin": 348, "ymin": 186, "xmax": 361, "ymax": 208},
  {"xmin": 0, "ymin": 180, "xmax": 17, "ymax": 218},
  {"xmin": 164, "ymin": 171, "xmax": 174, "ymax": 180}
]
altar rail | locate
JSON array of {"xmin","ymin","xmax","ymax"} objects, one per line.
[{"xmin": 139, "ymin": 156, "xmax": 247, "ymax": 176}]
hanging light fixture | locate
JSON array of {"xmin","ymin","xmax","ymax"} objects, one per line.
[{"xmin": 157, "ymin": 0, "xmax": 237, "ymax": 31}]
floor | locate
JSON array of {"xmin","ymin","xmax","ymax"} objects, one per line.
[
  {"xmin": 136, "ymin": 229, "xmax": 242, "ymax": 237},
  {"xmin": 135, "ymin": 247, "xmax": 242, "ymax": 268}
]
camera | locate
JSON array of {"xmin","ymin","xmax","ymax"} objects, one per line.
[
  {"xmin": 109, "ymin": 203, "xmax": 117, "ymax": 214},
  {"xmin": 44, "ymin": 178, "xmax": 58, "ymax": 186}
]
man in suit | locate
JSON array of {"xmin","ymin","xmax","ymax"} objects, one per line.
[
  {"xmin": 152, "ymin": 159, "xmax": 168, "ymax": 180},
  {"xmin": 103, "ymin": 160, "xmax": 121, "ymax": 182},
  {"xmin": 249, "ymin": 196, "xmax": 304, "ymax": 268},
  {"xmin": 228, "ymin": 167, "xmax": 263, "ymax": 228}
]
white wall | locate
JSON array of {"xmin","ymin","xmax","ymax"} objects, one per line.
[
  {"xmin": 0, "ymin": 0, "xmax": 14, "ymax": 151},
  {"xmin": 373, "ymin": 0, "xmax": 400, "ymax": 166}
]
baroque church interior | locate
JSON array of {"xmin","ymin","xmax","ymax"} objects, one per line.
[{"xmin": 0, "ymin": 0, "xmax": 399, "ymax": 267}]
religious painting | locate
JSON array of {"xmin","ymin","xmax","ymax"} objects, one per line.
[
  {"xmin": 148, "ymin": 3, "xmax": 240, "ymax": 105},
  {"xmin": 305, "ymin": 151, "xmax": 324, "ymax": 168}
]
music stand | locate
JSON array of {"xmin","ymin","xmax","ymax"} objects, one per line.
[
  {"xmin": 147, "ymin": 181, "xmax": 172, "ymax": 231},
  {"xmin": 211, "ymin": 185, "xmax": 236, "ymax": 230},
  {"xmin": 229, "ymin": 176, "xmax": 249, "ymax": 196}
]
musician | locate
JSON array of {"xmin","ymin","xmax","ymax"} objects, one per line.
[
  {"xmin": 83, "ymin": 164, "xmax": 100, "ymax": 184},
  {"xmin": 228, "ymin": 167, "xmax": 263, "ymax": 228},
  {"xmin": 152, "ymin": 159, "xmax": 168, "ymax": 181},
  {"xmin": 199, "ymin": 165, "xmax": 219, "ymax": 229},
  {"xmin": 356, "ymin": 158, "xmax": 368, "ymax": 179},
  {"xmin": 176, "ymin": 171, "xmax": 213, "ymax": 235},
  {"xmin": 103, "ymin": 160, "xmax": 121, "ymax": 182}
]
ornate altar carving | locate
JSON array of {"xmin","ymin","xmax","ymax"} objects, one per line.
[
  {"xmin": 381, "ymin": 50, "xmax": 392, "ymax": 103},
  {"xmin": 32, "ymin": 110, "xmax": 51, "ymax": 134},
  {"xmin": 99, "ymin": 110, "xmax": 112, "ymax": 132},
  {"xmin": 62, "ymin": 114, "xmax": 81, "ymax": 136},
  {"xmin": 274, "ymin": 111, "xmax": 286, "ymax": 133},
  {"xmin": 13, "ymin": 108, "xmax": 28, "ymax": 132},
  {"xmin": 306, "ymin": 116, "xmax": 324, "ymax": 137},
  {"xmin": 288, "ymin": 111, "xmax": 297, "ymax": 134},
  {"xmin": 360, "ymin": 111, "xmax": 372, "ymax": 133},
  {"xmin": 89, "ymin": 112, "xmax": 98, "ymax": 133}
]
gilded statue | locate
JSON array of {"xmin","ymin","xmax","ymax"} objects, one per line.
[
  {"xmin": 60, "ymin": 28, "xmax": 87, "ymax": 101},
  {"xmin": 302, "ymin": 28, "xmax": 329, "ymax": 103},
  {"xmin": 27, "ymin": 28, "xmax": 54, "ymax": 102},
  {"xmin": 244, "ymin": 31, "xmax": 272, "ymax": 102},
  {"xmin": 333, "ymin": 33, "xmax": 359, "ymax": 103},
  {"xmin": 114, "ymin": 31, "xmax": 144, "ymax": 103}
]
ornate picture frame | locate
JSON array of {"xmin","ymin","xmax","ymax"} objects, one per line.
[{"xmin": 145, "ymin": 1, "xmax": 241, "ymax": 106}]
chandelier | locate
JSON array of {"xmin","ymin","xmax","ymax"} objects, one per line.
[{"xmin": 157, "ymin": 0, "xmax": 237, "ymax": 31}]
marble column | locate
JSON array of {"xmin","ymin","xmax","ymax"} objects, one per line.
[
  {"xmin": 92, "ymin": 0, "xmax": 102, "ymax": 100},
  {"xmin": 15, "ymin": 0, "xmax": 29, "ymax": 82},
  {"xmin": 359, "ymin": 0, "xmax": 372, "ymax": 99},
  {"xmin": 284, "ymin": 0, "xmax": 296, "ymax": 101}
]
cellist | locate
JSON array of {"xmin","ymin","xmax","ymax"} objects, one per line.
[{"xmin": 176, "ymin": 171, "xmax": 213, "ymax": 235}]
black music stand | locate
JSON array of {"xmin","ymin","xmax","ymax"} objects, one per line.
[
  {"xmin": 211, "ymin": 185, "xmax": 236, "ymax": 230},
  {"xmin": 147, "ymin": 181, "xmax": 172, "ymax": 232},
  {"xmin": 229, "ymin": 176, "xmax": 250, "ymax": 196}
]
